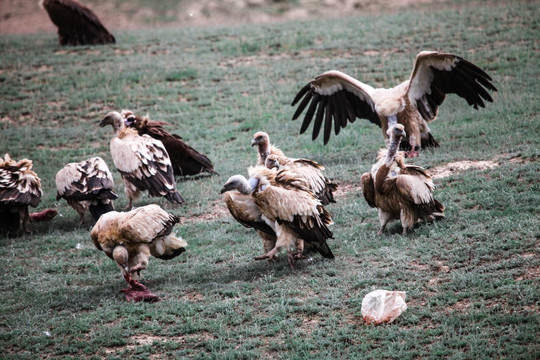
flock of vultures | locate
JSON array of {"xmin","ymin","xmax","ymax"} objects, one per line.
[{"xmin": 1, "ymin": 0, "xmax": 496, "ymax": 301}]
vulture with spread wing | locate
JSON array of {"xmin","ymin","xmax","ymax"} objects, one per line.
[
  {"xmin": 291, "ymin": 51, "xmax": 497, "ymax": 157},
  {"xmin": 265, "ymin": 154, "xmax": 337, "ymax": 206},
  {"xmin": 248, "ymin": 166, "xmax": 334, "ymax": 267},
  {"xmin": 56, "ymin": 156, "xmax": 117, "ymax": 224},
  {"xmin": 40, "ymin": 0, "xmax": 115, "ymax": 46},
  {"xmin": 251, "ymin": 131, "xmax": 285, "ymax": 166},
  {"xmin": 91, "ymin": 204, "xmax": 187, "ymax": 302},
  {"xmin": 0, "ymin": 154, "xmax": 57, "ymax": 234},
  {"xmin": 122, "ymin": 110, "xmax": 217, "ymax": 177},
  {"xmin": 362, "ymin": 124, "xmax": 445, "ymax": 234},
  {"xmin": 100, "ymin": 111, "xmax": 184, "ymax": 209},
  {"xmin": 220, "ymin": 175, "xmax": 277, "ymax": 254}
]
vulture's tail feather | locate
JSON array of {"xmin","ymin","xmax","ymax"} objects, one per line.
[{"xmin": 314, "ymin": 241, "xmax": 335, "ymax": 259}]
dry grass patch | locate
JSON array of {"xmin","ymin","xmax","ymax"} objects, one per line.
[{"xmin": 334, "ymin": 182, "xmax": 362, "ymax": 198}]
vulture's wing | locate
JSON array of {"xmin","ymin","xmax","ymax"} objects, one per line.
[
  {"xmin": 131, "ymin": 115, "xmax": 216, "ymax": 176},
  {"xmin": 252, "ymin": 181, "xmax": 334, "ymax": 258},
  {"xmin": 110, "ymin": 135, "xmax": 179, "ymax": 199},
  {"xmin": 56, "ymin": 157, "xmax": 117, "ymax": 200},
  {"xmin": 0, "ymin": 156, "xmax": 42, "ymax": 207},
  {"xmin": 224, "ymin": 192, "xmax": 275, "ymax": 236},
  {"xmin": 378, "ymin": 173, "xmax": 435, "ymax": 212},
  {"xmin": 41, "ymin": 0, "xmax": 115, "ymax": 45},
  {"xmin": 118, "ymin": 205, "xmax": 179, "ymax": 243},
  {"xmin": 361, "ymin": 172, "xmax": 376, "ymax": 208},
  {"xmin": 140, "ymin": 119, "xmax": 171, "ymax": 140},
  {"xmin": 287, "ymin": 159, "xmax": 336, "ymax": 205},
  {"xmin": 407, "ymin": 51, "xmax": 497, "ymax": 122},
  {"xmin": 291, "ymin": 70, "xmax": 380, "ymax": 144}
]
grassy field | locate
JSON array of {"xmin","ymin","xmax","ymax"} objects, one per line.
[{"xmin": 1, "ymin": 0, "xmax": 539, "ymax": 358}]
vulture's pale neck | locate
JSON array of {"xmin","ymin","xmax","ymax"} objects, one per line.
[
  {"xmin": 385, "ymin": 134, "xmax": 403, "ymax": 165},
  {"xmin": 236, "ymin": 178, "xmax": 253, "ymax": 195}
]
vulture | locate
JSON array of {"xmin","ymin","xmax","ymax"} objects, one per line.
[
  {"xmin": 122, "ymin": 110, "xmax": 217, "ymax": 177},
  {"xmin": 56, "ymin": 156, "xmax": 118, "ymax": 224},
  {"xmin": 291, "ymin": 51, "xmax": 497, "ymax": 157},
  {"xmin": 251, "ymin": 131, "xmax": 337, "ymax": 205},
  {"xmin": 251, "ymin": 131, "xmax": 285, "ymax": 166},
  {"xmin": 40, "ymin": 0, "xmax": 115, "ymax": 46},
  {"xmin": 361, "ymin": 124, "xmax": 445, "ymax": 235},
  {"xmin": 265, "ymin": 154, "xmax": 337, "ymax": 206},
  {"xmin": 248, "ymin": 166, "xmax": 335, "ymax": 267},
  {"xmin": 0, "ymin": 154, "xmax": 57, "ymax": 234},
  {"xmin": 220, "ymin": 175, "xmax": 277, "ymax": 255},
  {"xmin": 99, "ymin": 111, "xmax": 184, "ymax": 209},
  {"xmin": 90, "ymin": 204, "xmax": 187, "ymax": 302}
]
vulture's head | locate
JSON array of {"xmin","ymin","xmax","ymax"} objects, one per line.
[
  {"xmin": 121, "ymin": 109, "xmax": 136, "ymax": 126},
  {"xmin": 387, "ymin": 124, "xmax": 406, "ymax": 141},
  {"xmin": 251, "ymin": 131, "xmax": 270, "ymax": 148},
  {"xmin": 220, "ymin": 175, "xmax": 252, "ymax": 195},
  {"xmin": 265, "ymin": 154, "xmax": 281, "ymax": 170},
  {"xmin": 112, "ymin": 246, "xmax": 129, "ymax": 273},
  {"xmin": 100, "ymin": 111, "xmax": 124, "ymax": 132}
]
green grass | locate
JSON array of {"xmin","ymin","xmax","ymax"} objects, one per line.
[{"xmin": 1, "ymin": 1, "xmax": 539, "ymax": 358}]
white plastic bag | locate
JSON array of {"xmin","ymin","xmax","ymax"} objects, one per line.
[{"xmin": 361, "ymin": 289, "xmax": 407, "ymax": 324}]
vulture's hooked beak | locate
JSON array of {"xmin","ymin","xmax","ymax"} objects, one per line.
[
  {"xmin": 250, "ymin": 138, "xmax": 257, "ymax": 147},
  {"xmin": 219, "ymin": 184, "xmax": 229, "ymax": 194},
  {"xmin": 99, "ymin": 115, "xmax": 112, "ymax": 128}
]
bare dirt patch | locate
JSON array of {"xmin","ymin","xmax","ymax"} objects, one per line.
[
  {"xmin": 430, "ymin": 160, "xmax": 499, "ymax": 179},
  {"xmin": 181, "ymin": 200, "xmax": 229, "ymax": 224},
  {"xmin": 335, "ymin": 182, "xmax": 362, "ymax": 198}
]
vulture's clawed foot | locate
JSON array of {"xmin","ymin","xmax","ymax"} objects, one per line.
[
  {"xmin": 254, "ymin": 248, "xmax": 278, "ymax": 263},
  {"xmin": 405, "ymin": 150, "xmax": 419, "ymax": 158},
  {"xmin": 130, "ymin": 263, "xmax": 145, "ymax": 278},
  {"xmin": 287, "ymin": 251, "xmax": 305, "ymax": 269}
]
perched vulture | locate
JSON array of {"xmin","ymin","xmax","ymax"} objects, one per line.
[
  {"xmin": 291, "ymin": 51, "xmax": 497, "ymax": 157},
  {"xmin": 265, "ymin": 154, "xmax": 337, "ymax": 206},
  {"xmin": 90, "ymin": 204, "xmax": 187, "ymax": 302},
  {"xmin": 361, "ymin": 124, "xmax": 445, "ymax": 235},
  {"xmin": 99, "ymin": 111, "xmax": 184, "ymax": 209},
  {"xmin": 220, "ymin": 175, "xmax": 277, "ymax": 254},
  {"xmin": 56, "ymin": 156, "xmax": 118, "ymax": 224},
  {"xmin": 40, "ymin": 0, "xmax": 115, "ymax": 46},
  {"xmin": 122, "ymin": 110, "xmax": 217, "ymax": 177},
  {"xmin": 0, "ymin": 154, "xmax": 57, "ymax": 234},
  {"xmin": 248, "ymin": 166, "xmax": 334, "ymax": 267},
  {"xmin": 251, "ymin": 131, "xmax": 285, "ymax": 166}
]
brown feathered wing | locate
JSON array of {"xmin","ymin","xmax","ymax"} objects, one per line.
[
  {"xmin": 56, "ymin": 156, "xmax": 117, "ymax": 222},
  {"xmin": 251, "ymin": 168, "xmax": 334, "ymax": 259},
  {"xmin": 40, "ymin": 0, "xmax": 115, "ymax": 46},
  {"xmin": 126, "ymin": 113, "xmax": 216, "ymax": 176},
  {"xmin": 110, "ymin": 131, "xmax": 184, "ymax": 204}
]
